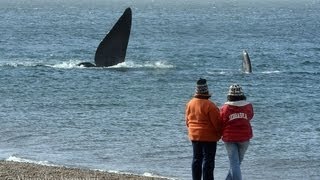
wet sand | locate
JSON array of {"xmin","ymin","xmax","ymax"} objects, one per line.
[{"xmin": 0, "ymin": 161, "xmax": 169, "ymax": 180}]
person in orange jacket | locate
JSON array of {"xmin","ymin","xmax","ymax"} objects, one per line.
[
  {"xmin": 185, "ymin": 78, "xmax": 222, "ymax": 180},
  {"xmin": 220, "ymin": 84, "xmax": 254, "ymax": 180}
]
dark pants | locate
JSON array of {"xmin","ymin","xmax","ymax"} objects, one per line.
[{"xmin": 192, "ymin": 141, "xmax": 217, "ymax": 180}]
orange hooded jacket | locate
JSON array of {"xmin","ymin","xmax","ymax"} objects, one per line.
[{"xmin": 185, "ymin": 97, "xmax": 222, "ymax": 142}]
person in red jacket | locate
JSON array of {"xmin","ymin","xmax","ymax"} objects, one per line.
[
  {"xmin": 185, "ymin": 78, "xmax": 222, "ymax": 180},
  {"xmin": 220, "ymin": 84, "xmax": 254, "ymax": 180}
]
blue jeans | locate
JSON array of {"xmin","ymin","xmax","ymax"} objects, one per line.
[
  {"xmin": 224, "ymin": 141, "xmax": 250, "ymax": 180},
  {"xmin": 191, "ymin": 141, "xmax": 217, "ymax": 180}
]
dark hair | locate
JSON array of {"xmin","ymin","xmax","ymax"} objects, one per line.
[{"xmin": 227, "ymin": 95, "xmax": 246, "ymax": 102}]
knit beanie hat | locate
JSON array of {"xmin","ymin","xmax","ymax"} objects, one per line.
[
  {"xmin": 195, "ymin": 78, "xmax": 210, "ymax": 96},
  {"xmin": 228, "ymin": 84, "xmax": 244, "ymax": 96}
]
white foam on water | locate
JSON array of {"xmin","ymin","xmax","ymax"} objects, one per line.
[
  {"xmin": 261, "ymin": 70, "xmax": 281, "ymax": 74},
  {"xmin": 6, "ymin": 155, "xmax": 55, "ymax": 166},
  {"xmin": 112, "ymin": 60, "xmax": 174, "ymax": 69},
  {"xmin": 143, "ymin": 172, "xmax": 176, "ymax": 179},
  {"xmin": 51, "ymin": 60, "xmax": 83, "ymax": 69},
  {"xmin": 5, "ymin": 155, "xmax": 175, "ymax": 179}
]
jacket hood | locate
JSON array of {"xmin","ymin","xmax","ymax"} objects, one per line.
[{"xmin": 224, "ymin": 100, "xmax": 250, "ymax": 107}]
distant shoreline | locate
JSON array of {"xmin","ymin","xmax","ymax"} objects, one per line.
[{"xmin": 0, "ymin": 160, "xmax": 169, "ymax": 180}]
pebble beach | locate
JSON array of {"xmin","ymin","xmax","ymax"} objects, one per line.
[{"xmin": 0, "ymin": 161, "xmax": 169, "ymax": 180}]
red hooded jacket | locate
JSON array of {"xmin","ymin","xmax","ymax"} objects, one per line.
[{"xmin": 220, "ymin": 100, "xmax": 254, "ymax": 142}]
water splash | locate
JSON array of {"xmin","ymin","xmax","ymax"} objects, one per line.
[
  {"xmin": 112, "ymin": 60, "xmax": 175, "ymax": 69},
  {"xmin": 51, "ymin": 60, "xmax": 82, "ymax": 69},
  {"xmin": 0, "ymin": 60, "xmax": 175, "ymax": 70},
  {"xmin": 261, "ymin": 70, "xmax": 281, "ymax": 74}
]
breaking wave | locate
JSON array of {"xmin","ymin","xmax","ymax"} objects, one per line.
[{"xmin": 0, "ymin": 60, "xmax": 175, "ymax": 70}]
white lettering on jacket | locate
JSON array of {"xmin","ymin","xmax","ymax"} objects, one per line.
[{"xmin": 229, "ymin": 113, "xmax": 248, "ymax": 121}]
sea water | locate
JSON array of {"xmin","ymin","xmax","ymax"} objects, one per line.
[{"xmin": 0, "ymin": 0, "xmax": 319, "ymax": 179}]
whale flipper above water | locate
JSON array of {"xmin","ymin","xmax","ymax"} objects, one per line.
[
  {"xmin": 242, "ymin": 50, "xmax": 252, "ymax": 73},
  {"xmin": 78, "ymin": 7, "xmax": 132, "ymax": 67},
  {"xmin": 95, "ymin": 8, "xmax": 132, "ymax": 67}
]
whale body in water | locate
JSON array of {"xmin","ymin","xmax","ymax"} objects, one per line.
[
  {"xmin": 242, "ymin": 50, "xmax": 252, "ymax": 73},
  {"xmin": 78, "ymin": 8, "xmax": 132, "ymax": 67}
]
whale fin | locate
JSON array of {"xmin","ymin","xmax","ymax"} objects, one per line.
[
  {"xmin": 242, "ymin": 50, "xmax": 252, "ymax": 73},
  {"xmin": 94, "ymin": 7, "xmax": 132, "ymax": 67}
]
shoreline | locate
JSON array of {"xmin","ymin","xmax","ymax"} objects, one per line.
[{"xmin": 0, "ymin": 160, "xmax": 170, "ymax": 180}]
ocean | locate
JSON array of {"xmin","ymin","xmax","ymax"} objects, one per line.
[{"xmin": 0, "ymin": 0, "xmax": 319, "ymax": 179}]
